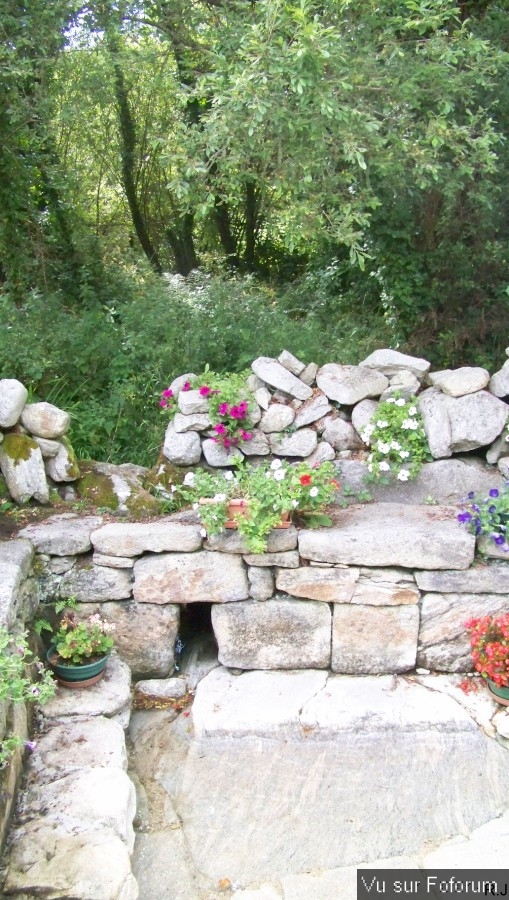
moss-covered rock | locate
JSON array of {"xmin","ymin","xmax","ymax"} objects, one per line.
[
  {"xmin": 76, "ymin": 460, "xmax": 164, "ymax": 517},
  {"xmin": 1, "ymin": 433, "xmax": 38, "ymax": 465}
]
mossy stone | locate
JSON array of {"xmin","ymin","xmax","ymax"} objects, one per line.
[
  {"xmin": 1, "ymin": 433, "xmax": 39, "ymax": 465},
  {"xmin": 76, "ymin": 472, "xmax": 120, "ymax": 510}
]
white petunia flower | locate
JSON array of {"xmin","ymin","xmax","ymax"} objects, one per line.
[
  {"xmin": 271, "ymin": 459, "xmax": 283, "ymax": 470},
  {"xmin": 200, "ymin": 528, "xmax": 207, "ymax": 538},
  {"xmin": 386, "ymin": 397, "xmax": 396, "ymax": 404},
  {"xmin": 292, "ymin": 500, "xmax": 299, "ymax": 508},
  {"xmin": 183, "ymin": 472, "xmax": 195, "ymax": 486},
  {"xmin": 273, "ymin": 468, "xmax": 285, "ymax": 481},
  {"xmin": 399, "ymin": 450, "xmax": 410, "ymax": 459},
  {"xmin": 395, "ymin": 398, "xmax": 406, "ymax": 406},
  {"xmin": 224, "ymin": 471, "xmax": 234, "ymax": 481},
  {"xmin": 170, "ymin": 484, "xmax": 177, "ymax": 492},
  {"xmin": 192, "ymin": 502, "xmax": 199, "ymax": 510},
  {"xmin": 390, "ymin": 441, "xmax": 401, "ymax": 451},
  {"xmin": 376, "ymin": 420, "xmax": 389, "ymax": 428},
  {"xmin": 213, "ymin": 493, "xmax": 226, "ymax": 502},
  {"xmin": 377, "ymin": 441, "xmax": 391, "ymax": 454},
  {"xmin": 379, "ymin": 461, "xmax": 391, "ymax": 471},
  {"xmin": 367, "ymin": 463, "xmax": 373, "ymax": 472},
  {"xmin": 397, "ymin": 469, "xmax": 410, "ymax": 481},
  {"xmin": 408, "ymin": 406, "xmax": 417, "ymax": 416},
  {"xmin": 309, "ymin": 486, "xmax": 319, "ymax": 497}
]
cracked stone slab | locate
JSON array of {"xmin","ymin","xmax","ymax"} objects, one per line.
[{"xmin": 172, "ymin": 671, "xmax": 509, "ymax": 884}]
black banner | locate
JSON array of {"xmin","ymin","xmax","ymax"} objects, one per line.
[{"xmin": 358, "ymin": 870, "xmax": 509, "ymax": 900}]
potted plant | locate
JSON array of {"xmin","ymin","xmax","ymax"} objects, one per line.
[
  {"xmin": 37, "ymin": 600, "xmax": 116, "ymax": 688},
  {"xmin": 465, "ymin": 613, "xmax": 509, "ymax": 704},
  {"xmin": 178, "ymin": 458, "xmax": 340, "ymax": 553},
  {"xmin": 457, "ymin": 484, "xmax": 509, "ymax": 552}
]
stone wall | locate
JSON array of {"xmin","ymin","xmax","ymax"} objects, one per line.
[
  {"xmin": 14, "ymin": 481, "xmax": 508, "ymax": 682},
  {"xmin": 0, "ymin": 539, "xmax": 39, "ymax": 855}
]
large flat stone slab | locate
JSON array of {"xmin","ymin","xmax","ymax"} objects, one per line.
[
  {"xmin": 91, "ymin": 520, "xmax": 202, "ymax": 556},
  {"xmin": 172, "ymin": 670, "xmax": 509, "ymax": 883},
  {"xmin": 298, "ymin": 504, "xmax": 475, "ymax": 569},
  {"xmin": 41, "ymin": 652, "xmax": 131, "ymax": 722},
  {"xmin": 415, "ymin": 563, "xmax": 509, "ymax": 594},
  {"xmin": 211, "ymin": 598, "xmax": 331, "ymax": 670},
  {"xmin": 19, "ymin": 513, "xmax": 104, "ymax": 555},
  {"xmin": 276, "ymin": 567, "xmax": 359, "ymax": 602},
  {"xmin": 133, "ymin": 550, "xmax": 249, "ymax": 604}
]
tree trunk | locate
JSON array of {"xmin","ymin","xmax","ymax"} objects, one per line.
[{"xmin": 108, "ymin": 37, "xmax": 163, "ymax": 274}]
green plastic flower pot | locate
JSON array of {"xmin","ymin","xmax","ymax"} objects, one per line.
[
  {"xmin": 487, "ymin": 679, "xmax": 509, "ymax": 706},
  {"xmin": 47, "ymin": 646, "xmax": 110, "ymax": 688}
]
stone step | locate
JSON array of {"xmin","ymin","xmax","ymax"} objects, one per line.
[{"xmin": 166, "ymin": 668, "xmax": 509, "ymax": 884}]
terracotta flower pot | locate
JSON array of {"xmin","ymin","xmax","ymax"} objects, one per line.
[{"xmin": 224, "ymin": 498, "xmax": 291, "ymax": 529}]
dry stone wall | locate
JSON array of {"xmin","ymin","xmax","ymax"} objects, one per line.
[{"xmin": 11, "ymin": 494, "xmax": 507, "ymax": 682}]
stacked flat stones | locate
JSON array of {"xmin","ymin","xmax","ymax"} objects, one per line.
[
  {"xmin": 162, "ymin": 348, "xmax": 509, "ymax": 472},
  {"xmin": 0, "ymin": 379, "xmax": 78, "ymax": 503}
]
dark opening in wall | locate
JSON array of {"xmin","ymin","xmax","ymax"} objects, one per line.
[{"xmin": 176, "ymin": 603, "xmax": 218, "ymax": 673}]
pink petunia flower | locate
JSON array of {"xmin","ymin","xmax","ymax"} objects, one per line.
[{"xmin": 182, "ymin": 381, "xmax": 191, "ymax": 391}]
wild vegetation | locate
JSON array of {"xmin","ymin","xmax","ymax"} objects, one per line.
[{"xmin": 1, "ymin": 0, "xmax": 509, "ymax": 465}]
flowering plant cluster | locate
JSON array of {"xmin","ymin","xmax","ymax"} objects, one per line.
[
  {"xmin": 466, "ymin": 613, "xmax": 509, "ymax": 688},
  {"xmin": 457, "ymin": 484, "xmax": 509, "ymax": 552},
  {"xmin": 178, "ymin": 459, "xmax": 340, "ymax": 553},
  {"xmin": 0, "ymin": 628, "xmax": 56, "ymax": 767},
  {"xmin": 360, "ymin": 395, "xmax": 431, "ymax": 482},
  {"xmin": 37, "ymin": 601, "xmax": 115, "ymax": 665},
  {"xmin": 159, "ymin": 371, "xmax": 255, "ymax": 450}
]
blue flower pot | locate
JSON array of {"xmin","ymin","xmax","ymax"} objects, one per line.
[{"xmin": 47, "ymin": 646, "xmax": 110, "ymax": 688}]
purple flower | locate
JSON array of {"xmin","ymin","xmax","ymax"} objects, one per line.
[
  {"xmin": 489, "ymin": 488, "xmax": 500, "ymax": 498},
  {"xmin": 488, "ymin": 505, "xmax": 496, "ymax": 514},
  {"xmin": 467, "ymin": 491, "xmax": 475, "ymax": 499},
  {"xmin": 24, "ymin": 741, "xmax": 37, "ymax": 753},
  {"xmin": 493, "ymin": 534, "xmax": 505, "ymax": 545},
  {"xmin": 457, "ymin": 512, "xmax": 472, "ymax": 523}
]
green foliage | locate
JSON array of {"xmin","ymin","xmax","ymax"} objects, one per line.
[{"xmin": 0, "ymin": 628, "xmax": 56, "ymax": 768}]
